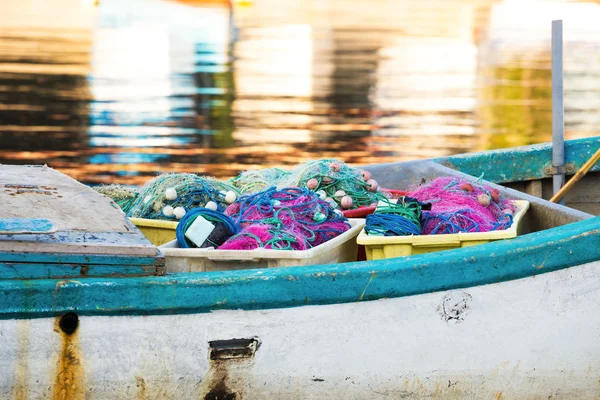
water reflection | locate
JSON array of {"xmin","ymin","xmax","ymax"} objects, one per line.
[{"xmin": 0, "ymin": 0, "xmax": 599, "ymax": 185}]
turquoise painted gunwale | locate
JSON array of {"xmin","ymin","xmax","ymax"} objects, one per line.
[
  {"xmin": 0, "ymin": 263, "xmax": 158, "ymax": 280},
  {"xmin": 0, "ymin": 253, "xmax": 163, "ymax": 280},
  {"xmin": 436, "ymin": 137, "xmax": 600, "ymax": 183},
  {"xmin": 0, "ymin": 252, "xmax": 159, "ymax": 266},
  {"xmin": 1, "ymin": 215, "xmax": 599, "ymax": 320}
]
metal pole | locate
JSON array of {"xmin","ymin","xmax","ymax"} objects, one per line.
[{"xmin": 552, "ymin": 20, "xmax": 565, "ymax": 204}]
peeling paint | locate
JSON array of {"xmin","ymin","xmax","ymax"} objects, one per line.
[
  {"xmin": 358, "ymin": 272, "xmax": 376, "ymax": 302},
  {"xmin": 435, "ymin": 137, "xmax": 600, "ymax": 183},
  {"xmin": 52, "ymin": 280, "xmax": 82, "ymax": 309},
  {"xmin": 534, "ymin": 252, "xmax": 551, "ymax": 270}
]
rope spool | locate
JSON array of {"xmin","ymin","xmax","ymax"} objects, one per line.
[{"xmin": 176, "ymin": 208, "xmax": 239, "ymax": 249}]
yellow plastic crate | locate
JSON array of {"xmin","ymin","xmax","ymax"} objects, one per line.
[
  {"xmin": 356, "ymin": 200, "xmax": 530, "ymax": 260},
  {"xmin": 129, "ymin": 218, "xmax": 178, "ymax": 246}
]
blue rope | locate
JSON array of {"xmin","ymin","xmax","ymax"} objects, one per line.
[
  {"xmin": 232, "ymin": 186, "xmax": 346, "ymax": 225},
  {"xmin": 492, "ymin": 213, "xmax": 514, "ymax": 230},
  {"xmin": 423, "ymin": 210, "xmax": 480, "ymax": 234},
  {"xmin": 422, "ymin": 209, "xmax": 514, "ymax": 234},
  {"xmin": 177, "ymin": 185, "xmax": 226, "ymax": 212},
  {"xmin": 365, "ymin": 214, "xmax": 421, "ymax": 236},
  {"xmin": 176, "ymin": 208, "xmax": 239, "ymax": 248}
]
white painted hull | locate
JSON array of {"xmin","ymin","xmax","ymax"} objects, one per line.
[{"xmin": 2, "ymin": 261, "xmax": 600, "ymax": 399}]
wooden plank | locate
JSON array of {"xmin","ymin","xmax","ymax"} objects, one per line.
[
  {"xmin": 570, "ymin": 204, "xmax": 600, "ymax": 216},
  {"xmin": 550, "ymin": 148, "xmax": 600, "ymax": 203},
  {"xmin": 562, "ymin": 172, "xmax": 600, "ymax": 216},
  {"xmin": 0, "ymin": 263, "xmax": 162, "ymax": 280},
  {"xmin": 0, "ymin": 165, "xmax": 132, "ymax": 233},
  {"xmin": 0, "ymin": 230, "xmax": 157, "ymax": 256},
  {"xmin": 0, "ymin": 165, "xmax": 157, "ymax": 258},
  {"xmin": 525, "ymin": 180, "xmax": 543, "ymax": 198},
  {"xmin": 0, "ymin": 251, "xmax": 161, "ymax": 266}
]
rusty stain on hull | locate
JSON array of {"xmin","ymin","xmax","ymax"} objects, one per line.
[
  {"xmin": 202, "ymin": 361, "xmax": 238, "ymax": 400},
  {"xmin": 136, "ymin": 375, "xmax": 147, "ymax": 400},
  {"xmin": 200, "ymin": 338, "xmax": 260, "ymax": 399},
  {"xmin": 52, "ymin": 316, "xmax": 84, "ymax": 400},
  {"xmin": 13, "ymin": 320, "xmax": 30, "ymax": 400}
]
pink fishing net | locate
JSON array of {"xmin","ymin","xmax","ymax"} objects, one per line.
[
  {"xmin": 408, "ymin": 177, "xmax": 516, "ymax": 234},
  {"xmin": 218, "ymin": 224, "xmax": 311, "ymax": 250},
  {"xmin": 219, "ymin": 187, "xmax": 350, "ymax": 250}
]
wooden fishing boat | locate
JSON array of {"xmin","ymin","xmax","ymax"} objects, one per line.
[{"xmin": 0, "ymin": 136, "xmax": 599, "ymax": 399}]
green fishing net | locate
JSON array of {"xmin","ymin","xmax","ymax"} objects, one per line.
[
  {"xmin": 230, "ymin": 167, "xmax": 291, "ymax": 194},
  {"xmin": 94, "ymin": 184, "xmax": 139, "ymax": 214},
  {"xmin": 231, "ymin": 159, "xmax": 386, "ymax": 209},
  {"xmin": 126, "ymin": 173, "xmax": 240, "ymax": 220}
]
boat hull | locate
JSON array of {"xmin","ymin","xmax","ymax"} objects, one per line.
[{"xmin": 2, "ymin": 260, "xmax": 600, "ymax": 399}]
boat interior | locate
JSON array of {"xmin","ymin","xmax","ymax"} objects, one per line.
[
  {"xmin": 504, "ymin": 171, "xmax": 600, "ymax": 216},
  {"xmin": 367, "ymin": 160, "xmax": 594, "ymax": 235},
  {"xmin": 0, "ymin": 158, "xmax": 597, "ymax": 279}
]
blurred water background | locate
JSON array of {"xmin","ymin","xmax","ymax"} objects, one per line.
[{"xmin": 0, "ymin": 0, "xmax": 599, "ymax": 185}]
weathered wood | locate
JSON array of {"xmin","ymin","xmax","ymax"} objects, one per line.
[
  {"xmin": 0, "ymin": 251, "xmax": 160, "ymax": 266},
  {"xmin": 551, "ymin": 148, "xmax": 600, "ymax": 203},
  {"xmin": 0, "ymin": 231, "xmax": 157, "ymax": 256},
  {"xmin": 0, "ymin": 165, "xmax": 156, "ymax": 258},
  {"xmin": 0, "ymin": 165, "xmax": 129, "ymax": 233},
  {"xmin": 525, "ymin": 180, "xmax": 543, "ymax": 198},
  {"xmin": 560, "ymin": 172, "xmax": 600, "ymax": 216},
  {"xmin": 513, "ymin": 176, "xmax": 600, "ymax": 216},
  {"xmin": 0, "ymin": 263, "xmax": 162, "ymax": 280},
  {"xmin": 3, "ymin": 261, "xmax": 600, "ymax": 399}
]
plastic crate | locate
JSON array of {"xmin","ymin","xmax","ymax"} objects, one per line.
[
  {"xmin": 129, "ymin": 218, "xmax": 178, "ymax": 246},
  {"xmin": 356, "ymin": 200, "xmax": 529, "ymax": 260},
  {"xmin": 159, "ymin": 219, "xmax": 365, "ymax": 272}
]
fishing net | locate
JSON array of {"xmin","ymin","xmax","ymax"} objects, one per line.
[
  {"xmin": 219, "ymin": 187, "xmax": 350, "ymax": 250},
  {"xmin": 230, "ymin": 167, "xmax": 291, "ymax": 194},
  {"xmin": 230, "ymin": 159, "xmax": 387, "ymax": 210},
  {"xmin": 218, "ymin": 224, "xmax": 312, "ymax": 251},
  {"xmin": 94, "ymin": 184, "xmax": 139, "ymax": 214},
  {"xmin": 126, "ymin": 173, "xmax": 240, "ymax": 220},
  {"xmin": 408, "ymin": 176, "xmax": 516, "ymax": 234}
]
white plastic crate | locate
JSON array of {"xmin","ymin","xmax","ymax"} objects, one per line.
[{"xmin": 159, "ymin": 219, "xmax": 365, "ymax": 272}]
